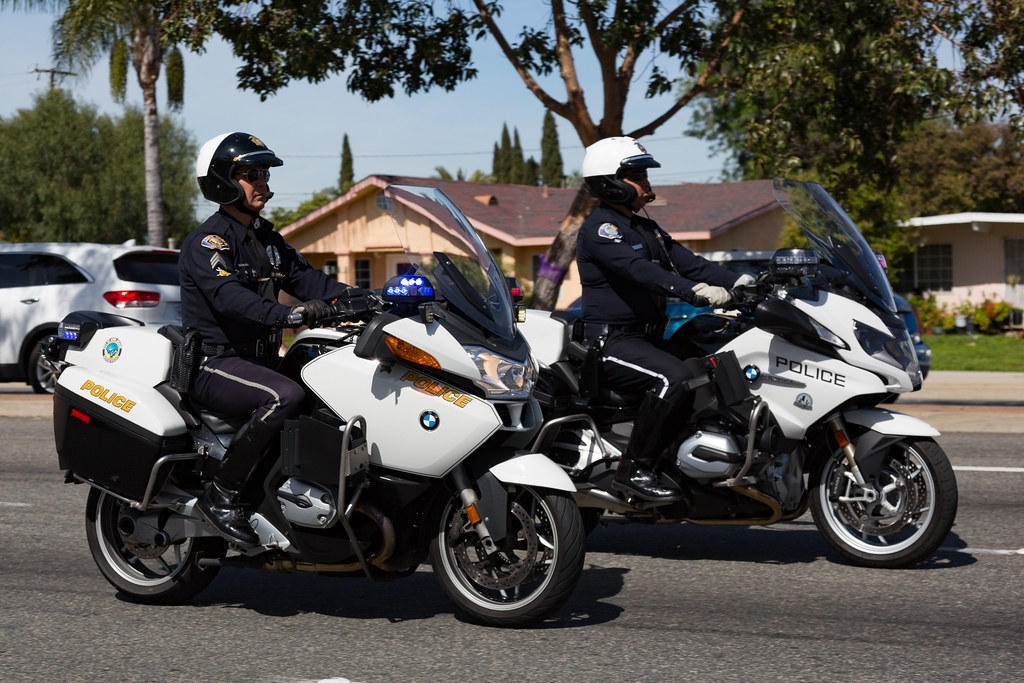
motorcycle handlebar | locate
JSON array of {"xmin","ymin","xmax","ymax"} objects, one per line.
[{"xmin": 326, "ymin": 293, "xmax": 385, "ymax": 323}]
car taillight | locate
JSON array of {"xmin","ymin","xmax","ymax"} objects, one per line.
[{"xmin": 103, "ymin": 290, "xmax": 161, "ymax": 308}]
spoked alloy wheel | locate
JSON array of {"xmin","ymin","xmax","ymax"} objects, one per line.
[
  {"xmin": 28, "ymin": 343, "xmax": 56, "ymax": 394},
  {"xmin": 810, "ymin": 438, "xmax": 957, "ymax": 568},
  {"xmin": 85, "ymin": 488, "xmax": 224, "ymax": 604},
  {"xmin": 429, "ymin": 485, "xmax": 584, "ymax": 627}
]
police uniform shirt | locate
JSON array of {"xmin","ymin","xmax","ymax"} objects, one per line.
[
  {"xmin": 179, "ymin": 209, "xmax": 350, "ymax": 349},
  {"xmin": 576, "ymin": 204, "xmax": 737, "ymax": 326}
]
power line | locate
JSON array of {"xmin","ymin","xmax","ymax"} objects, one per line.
[{"xmin": 31, "ymin": 66, "xmax": 76, "ymax": 89}]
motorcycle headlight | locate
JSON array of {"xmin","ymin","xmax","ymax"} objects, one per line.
[
  {"xmin": 853, "ymin": 321, "xmax": 919, "ymax": 374},
  {"xmin": 465, "ymin": 346, "xmax": 537, "ymax": 399}
]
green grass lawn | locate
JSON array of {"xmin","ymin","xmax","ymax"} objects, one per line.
[{"xmin": 924, "ymin": 333, "xmax": 1024, "ymax": 372}]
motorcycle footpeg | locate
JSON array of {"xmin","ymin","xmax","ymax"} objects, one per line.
[{"xmin": 610, "ymin": 479, "xmax": 686, "ymax": 505}]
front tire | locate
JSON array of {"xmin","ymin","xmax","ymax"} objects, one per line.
[
  {"xmin": 810, "ymin": 438, "xmax": 957, "ymax": 568},
  {"xmin": 28, "ymin": 342, "xmax": 55, "ymax": 394},
  {"xmin": 430, "ymin": 485, "xmax": 585, "ymax": 627},
  {"xmin": 85, "ymin": 488, "xmax": 225, "ymax": 604}
]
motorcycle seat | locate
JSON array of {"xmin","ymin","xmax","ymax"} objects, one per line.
[{"xmin": 197, "ymin": 410, "xmax": 248, "ymax": 435}]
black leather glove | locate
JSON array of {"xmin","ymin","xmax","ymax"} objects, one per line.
[{"xmin": 291, "ymin": 299, "xmax": 332, "ymax": 326}]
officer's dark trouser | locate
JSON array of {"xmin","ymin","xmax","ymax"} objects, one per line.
[
  {"xmin": 191, "ymin": 354, "xmax": 305, "ymax": 489},
  {"xmin": 598, "ymin": 331, "xmax": 702, "ymax": 466}
]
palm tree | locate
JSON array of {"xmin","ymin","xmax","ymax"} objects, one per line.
[{"xmin": 4, "ymin": 1, "xmax": 184, "ymax": 247}]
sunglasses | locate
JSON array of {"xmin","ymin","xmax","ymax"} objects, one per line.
[
  {"xmin": 236, "ymin": 168, "xmax": 271, "ymax": 183},
  {"xmin": 620, "ymin": 170, "xmax": 648, "ymax": 181}
]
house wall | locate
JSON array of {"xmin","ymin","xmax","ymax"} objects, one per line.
[
  {"xmin": 705, "ymin": 211, "xmax": 786, "ymax": 252},
  {"xmin": 919, "ymin": 223, "xmax": 1024, "ymax": 307}
]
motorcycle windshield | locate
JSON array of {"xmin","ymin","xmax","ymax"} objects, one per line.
[
  {"xmin": 380, "ymin": 185, "xmax": 516, "ymax": 340},
  {"xmin": 771, "ymin": 178, "xmax": 897, "ymax": 313}
]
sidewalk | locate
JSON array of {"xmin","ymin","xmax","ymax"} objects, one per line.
[
  {"xmin": 900, "ymin": 370, "xmax": 1024, "ymax": 405},
  {"xmin": 1, "ymin": 371, "xmax": 1021, "ymax": 432}
]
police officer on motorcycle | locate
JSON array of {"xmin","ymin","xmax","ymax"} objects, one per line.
[
  {"xmin": 181, "ymin": 131, "xmax": 371, "ymax": 545},
  {"xmin": 577, "ymin": 136, "xmax": 753, "ymax": 502}
]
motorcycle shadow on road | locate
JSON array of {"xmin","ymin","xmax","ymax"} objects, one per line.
[
  {"xmin": 179, "ymin": 564, "xmax": 627, "ymax": 629},
  {"xmin": 584, "ymin": 517, "xmax": 977, "ymax": 570}
]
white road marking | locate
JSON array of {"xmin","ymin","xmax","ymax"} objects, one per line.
[
  {"xmin": 952, "ymin": 466, "xmax": 1024, "ymax": 473},
  {"xmin": 941, "ymin": 546, "xmax": 1024, "ymax": 556},
  {"xmin": 0, "ymin": 502, "xmax": 31, "ymax": 507}
]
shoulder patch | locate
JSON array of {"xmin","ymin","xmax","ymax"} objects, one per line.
[
  {"xmin": 200, "ymin": 234, "xmax": 230, "ymax": 251},
  {"xmin": 597, "ymin": 223, "xmax": 622, "ymax": 242}
]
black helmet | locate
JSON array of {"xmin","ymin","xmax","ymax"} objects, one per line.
[
  {"xmin": 195, "ymin": 132, "xmax": 283, "ymax": 205},
  {"xmin": 581, "ymin": 136, "xmax": 661, "ymax": 204}
]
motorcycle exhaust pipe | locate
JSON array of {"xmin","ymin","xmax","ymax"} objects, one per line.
[
  {"xmin": 264, "ymin": 503, "xmax": 397, "ymax": 574},
  {"xmin": 574, "ymin": 488, "xmax": 638, "ymax": 514}
]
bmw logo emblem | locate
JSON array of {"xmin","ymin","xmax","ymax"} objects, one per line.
[
  {"xmin": 420, "ymin": 411, "xmax": 440, "ymax": 431},
  {"xmin": 743, "ymin": 365, "xmax": 760, "ymax": 382}
]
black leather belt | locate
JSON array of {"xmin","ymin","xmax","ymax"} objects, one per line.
[
  {"xmin": 201, "ymin": 335, "xmax": 277, "ymax": 362},
  {"xmin": 201, "ymin": 342, "xmax": 230, "ymax": 356},
  {"xmin": 583, "ymin": 322, "xmax": 659, "ymax": 341}
]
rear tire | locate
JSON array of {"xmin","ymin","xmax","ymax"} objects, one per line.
[
  {"xmin": 430, "ymin": 485, "xmax": 585, "ymax": 627},
  {"xmin": 85, "ymin": 488, "xmax": 225, "ymax": 604},
  {"xmin": 810, "ymin": 438, "xmax": 957, "ymax": 568}
]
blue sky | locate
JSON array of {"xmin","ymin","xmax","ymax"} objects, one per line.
[{"xmin": 0, "ymin": 8, "xmax": 725, "ymax": 213}]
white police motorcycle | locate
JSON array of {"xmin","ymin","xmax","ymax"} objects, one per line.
[
  {"xmin": 45, "ymin": 185, "xmax": 584, "ymax": 627},
  {"xmin": 522, "ymin": 179, "xmax": 957, "ymax": 569}
]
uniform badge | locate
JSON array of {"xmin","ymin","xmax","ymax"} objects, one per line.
[
  {"xmin": 200, "ymin": 235, "xmax": 230, "ymax": 251},
  {"xmin": 597, "ymin": 223, "xmax": 622, "ymax": 242}
]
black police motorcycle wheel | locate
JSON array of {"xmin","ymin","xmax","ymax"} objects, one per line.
[
  {"xmin": 810, "ymin": 437, "xmax": 958, "ymax": 569},
  {"xmin": 429, "ymin": 485, "xmax": 585, "ymax": 627},
  {"xmin": 85, "ymin": 488, "xmax": 225, "ymax": 604}
]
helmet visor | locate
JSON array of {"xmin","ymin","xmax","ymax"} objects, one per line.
[{"xmin": 617, "ymin": 153, "xmax": 661, "ymax": 174}]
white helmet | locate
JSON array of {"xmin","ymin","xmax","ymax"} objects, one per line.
[{"xmin": 581, "ymin": 136, "xmax": 661, "ymax": 204}]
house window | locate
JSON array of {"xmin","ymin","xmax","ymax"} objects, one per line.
[
  {"xmin": 353, "ymin": 258, "xmax": 371, "ymax": 288},
  {"xmin": 1006, "ymin": 239, "xmax": 1024, "ymax": 285},
  {"xmin": 323, "ymin": 260, "xmax": 339, "ymax": 278},
  {"xmin": 910, "ymin": 243, "xmax": 953, "ymax": 292}
]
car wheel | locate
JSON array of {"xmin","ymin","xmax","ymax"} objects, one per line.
[{"xmin": 28, "ymin": 342, "xmax": 56, "ymax": 394}]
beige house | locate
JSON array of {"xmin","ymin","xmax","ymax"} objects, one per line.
[
  {"xmin": 901, "ymin": 213, "xmax": 1024, "ymax": 311},
  {"xmin": 280, "ymin": 175, "xmax": 785, "ymax": 309}
]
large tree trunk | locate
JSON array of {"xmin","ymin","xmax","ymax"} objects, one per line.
[
  {"xmin": 531, "ymin": 186, "xmax": 597, "ymax": 310},
  {"xmin": 141, "ymin": 83, "xmax": 165, "ymax": 247},
  {"xmin": 133, "ymin": 20, "xmax": 165, "ymax": 247}
]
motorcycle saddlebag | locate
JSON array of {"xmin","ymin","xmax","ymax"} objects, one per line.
[{"xmin": 53, "ymin": 384, "xmax": 194, "ymax": 502}]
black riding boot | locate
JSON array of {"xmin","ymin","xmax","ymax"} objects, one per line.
[
  {"xmin": 612, "ymin": 393, "xmax": 684, "ymax": 502},
  {"xmin": 196, "ymin": 418, "xmax": 276, "ymax": 546}
]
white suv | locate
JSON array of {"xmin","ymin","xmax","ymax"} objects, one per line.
[{"xmin": 0, "ymin": 243, "xmax": 181, "ymax": 393}]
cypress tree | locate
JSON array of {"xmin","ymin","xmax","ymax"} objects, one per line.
[
  {"xmin": 497, "ymin": 123, "xmax": 512, "ymax": 183},
  {"xmin": 339, "ymin": 134, "xmax": 354, "ymax": 193},
  {"xmin": 540, "ymin": 111, "xmax": 564, "ymax": 187}
]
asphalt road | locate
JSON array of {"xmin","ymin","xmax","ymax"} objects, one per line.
[{"xmin": 1, "ymin": 417, "xmax": 1021, "ymax": 682}]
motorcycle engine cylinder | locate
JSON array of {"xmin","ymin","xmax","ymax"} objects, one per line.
[{"xmin": 675, "ymin": 430, "xmax": 743, "ymax": 479}]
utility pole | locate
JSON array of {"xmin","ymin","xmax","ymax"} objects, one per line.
[{"xmin": 32, "ymin": 66, "xmax": 76, "ymax": 89}]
